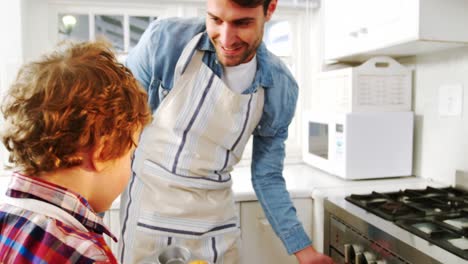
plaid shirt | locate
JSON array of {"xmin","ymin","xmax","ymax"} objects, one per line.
[{"xmin": 0, "ymin": 173, "xmax": 118, "ymax": 264}]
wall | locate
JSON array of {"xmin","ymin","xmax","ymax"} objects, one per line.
[
  {"xmin": 0, "ymin": 0, "xmax": 25, "ymax": 176},
  {"xmin": 411, "ymin": 46, "xmax": 468, "ymax": 185}
]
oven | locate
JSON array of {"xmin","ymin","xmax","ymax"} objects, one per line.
[{"xmin": 324, "ymin": 186, "xmax": 468, "ymax": 264}]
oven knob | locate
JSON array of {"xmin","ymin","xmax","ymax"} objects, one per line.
[
  {"xmin": 356, "ymin": 251, "xmax": 377, "ymax": 264},
  {"xmin": 345, "ymin": 244, "xmax": 363, "ymax": 263},
  {"xmin": 344, "ymin": 244, "xmax": 354, "ymax": 263}
]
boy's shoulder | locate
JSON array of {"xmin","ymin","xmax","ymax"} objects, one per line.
[{"xmin": 0, "ymin": 204, "xmax": 113, "ymax": 263}]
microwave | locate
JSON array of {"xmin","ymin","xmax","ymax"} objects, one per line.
[{"xmin": 302, "ymin": 111, "xmax": 414, "ymax": 180}]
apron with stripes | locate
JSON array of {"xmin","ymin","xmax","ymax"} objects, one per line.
[{"xmin": 119, "ymin": 33, "xmax": 264, "ymax": 264}]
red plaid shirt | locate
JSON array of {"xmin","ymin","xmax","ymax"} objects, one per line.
[{"xmin": 0, "ymin": 173, "xmax": 118, "ymax": 263}]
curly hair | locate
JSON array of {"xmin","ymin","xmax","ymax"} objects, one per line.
[{"xmin": 1, "ymin": 41, "xmax": 152, "ymax": 176}]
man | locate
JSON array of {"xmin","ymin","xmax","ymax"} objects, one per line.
[{"xmin": 119, "ymin": 0, "xmax": 333, "ymax": 263}]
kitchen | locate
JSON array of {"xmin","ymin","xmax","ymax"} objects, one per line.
[{"xmin": 1, "ymin": 0, "xmax": 468, "ymax": 263}]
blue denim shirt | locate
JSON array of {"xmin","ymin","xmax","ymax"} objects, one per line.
[{"xmin": 126, "ymin": 17, "xmax": 311, "ymax": 254}]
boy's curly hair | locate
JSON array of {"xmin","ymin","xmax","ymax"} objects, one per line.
[{"xmin": 1, "ymin": 41, "xmax": 151, "ymax": 176}]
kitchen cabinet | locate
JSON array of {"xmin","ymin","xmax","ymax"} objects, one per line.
[
  {"xmin": 239, "ymin": 198, "xmax": 313, "ymax": 264},
  {"xmin": 323, "ymin": 0, "xmax": 468, "ymax": 63}
]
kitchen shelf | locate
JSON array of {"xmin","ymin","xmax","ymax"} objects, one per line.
[{"xmin": 323, "ymin": 0, "xmax": 468, "ymax": 63}]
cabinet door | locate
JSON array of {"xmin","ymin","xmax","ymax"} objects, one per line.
[
  {"xmin": 323, "ymin": 0, "xmax": 417, "ymax": 61},
  {"xmin": 240, "ymin": 199, "xmax": 313, "ymax": 264},
  {"xmin": 359, "ymin": 0, "xmax": 417, "ymax": 52},
  {"xmin": 323, "ymin": 0, "xmax": 359, "ymax": 61}
]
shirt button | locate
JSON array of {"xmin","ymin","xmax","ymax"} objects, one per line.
[
  {"xmin": 215, "ymin": 60, "xmax": 219, "ymax": 64},
  {"xmin": 162, "ymin": 90, "xmax": 168, "ymax": 95},
  {"xmin": 257, "ymin": 125, "xmax": 262, "ymax": 129}
]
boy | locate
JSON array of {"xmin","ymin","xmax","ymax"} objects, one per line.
[{"xmin": 0, "ymin": 41, "xmax": 151, "ymax": 263}]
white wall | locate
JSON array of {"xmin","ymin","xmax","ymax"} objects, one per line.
[
  {"xmin": 0, "ymin": 1, "xmax": 23, "ymax": 71},
  {"xmin": 410, "ymin": 46, "xmax": 468, "ymax": 185},
  {"xmin": 22, "ymin": 0, "xmax": 52, "ymax": 62},
  {"xmin": 0, "ymin": 0, "xmax": 24, "ymax": 177}
]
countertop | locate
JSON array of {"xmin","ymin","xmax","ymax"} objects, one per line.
[
  {"xmin": 1, "ymin": 163, "xmax": 444, "ymax": 209},
  {"xmin": 230, "ymin": 163, "xmax": 437, "ymax": 201}
]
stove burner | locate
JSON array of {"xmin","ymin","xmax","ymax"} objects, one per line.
[
  {"xmin": 412, "ymin": 222, "xmax": 459, "ymax": 239},
  {"xmin": 444, "ymin": 217, "xmax": 468, "ymax": 231},
  {"xmin": 378, "ymin": 201, "xmax": 414, "ymax": 216},
  {"xmin": 448, "ymin": 237, "xmax": 468, "ymax": 251},
  {"xmin": 346, "ymin": 186, "xmax": 468, "ymax": 260}
]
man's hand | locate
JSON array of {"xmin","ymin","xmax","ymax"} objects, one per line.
[{"xmin": 294, "ymin": 246, "xmax": 334, "ymax": 264}]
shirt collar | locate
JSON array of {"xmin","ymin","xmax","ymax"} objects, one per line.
[
  {"xmin": 196, "ymin": 31, "xmax": 274, "ymax": 89},
  {"xmin": 6, "ymin": 173, "xmax": 117, "ymax": 242}
]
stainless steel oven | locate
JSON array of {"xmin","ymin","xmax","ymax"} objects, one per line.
[{"xmin": 324, "ymin": 188, "xmax": 468, "ymax": 264}]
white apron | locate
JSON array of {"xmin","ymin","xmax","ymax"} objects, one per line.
[{"xmin": 119, "ymin": 33, "xmax": 264, "ymax": 264}]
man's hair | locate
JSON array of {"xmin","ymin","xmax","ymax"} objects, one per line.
[
  {"xmin": 231, "ymin": 0, "xmax": 272, "ymax": 14},
  {"xmin": 1, "ymin": 41, "xmax": 152, "ymax": 176}
]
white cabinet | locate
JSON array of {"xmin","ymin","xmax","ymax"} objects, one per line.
[
  {"xmin": 239, "ymin": 198, "xmax": 313, "ymax": 264},
  {"xmin": 323, "ymin": 0, "xmax": 468, "ymax": 63}
]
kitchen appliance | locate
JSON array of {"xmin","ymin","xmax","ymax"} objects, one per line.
[
  {"xmin": 324, "ymin": 186, "xmax": 468, "ymax": 264},
  {"xmin": 313, "ymin": 56, "xmax": 412, "ymax": 114},
  {"xmin": 302, "ymin": 111, "xmax": 413, "ymax": 180}
]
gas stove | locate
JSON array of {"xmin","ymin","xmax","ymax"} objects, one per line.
[
  {"xmin": 345, "ymin": 186, "xmax": 468, "ymax": 261},
  {"xmin": 324, "ymin": 185, "xmax": 468, "ymax": 264}
]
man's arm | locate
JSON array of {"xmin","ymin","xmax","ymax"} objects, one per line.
[
  {"xmin": 251, "ymin": 128, "xmax": 334, "ymax": 264},
  {"xmin": 251, "ymin": 126, "xmax": 311, "ymax": 254},
  {"xmin": 125, "ymin": 20, "xmax": 161, "ymax": 111}
]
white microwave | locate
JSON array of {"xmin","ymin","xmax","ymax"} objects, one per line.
[{"xmin": 302, "ymin": 111, "xmax": 414, "ymax": 180}]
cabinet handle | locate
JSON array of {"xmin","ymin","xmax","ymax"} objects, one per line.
[
  {"xmin": 258, "ymin": 218, "xmax": 270, "ymax": 226},
  {"xmin": 257, "ymin": 218, "xmax": 271, "ymax": 231}
]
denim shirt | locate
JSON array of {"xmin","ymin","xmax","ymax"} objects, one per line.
[{"xmin": 126, "ymin": 17, "xmax": 311, "ymax": 254}]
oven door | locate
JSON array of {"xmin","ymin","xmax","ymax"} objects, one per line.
[
  {"xmin": 324, "ymin": 198, "xmax": 444, "ymax": 264},
  {"xmin": 326, "ymin": 215, "xmax": 411, "ymax": 264}
]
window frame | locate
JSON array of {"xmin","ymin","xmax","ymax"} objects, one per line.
[{"xmin": 49, "ymin": 2, "xmax": 180, "ymax": 54}]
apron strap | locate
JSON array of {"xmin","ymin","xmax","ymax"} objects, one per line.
[
  {"xmin": 2, "ymin": 196, "xmax": 88, "ymax": 232},
  {"xmin": 174, "ymin": 32, "xmax": 205, "ymax": 83}
]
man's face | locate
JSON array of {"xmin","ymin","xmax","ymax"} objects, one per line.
[{"xmin": 206, "ymin": 0, "xmax": 275, "ymax": 67}]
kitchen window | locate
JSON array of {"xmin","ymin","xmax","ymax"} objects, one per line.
[
  {"xmin": 58, "ymin": 13, "xmax": 157, "ymax": 55},
  {"xmin": 49, "ymin": 1, "xmax": 178, "ymax": 60},
  {"xmin": 56, "ymin": 12, "xmax": 163, "ymax": 61},
  {"xmin": 238, "ymin": 13, "xmax": 307, "ymax": 166}
]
